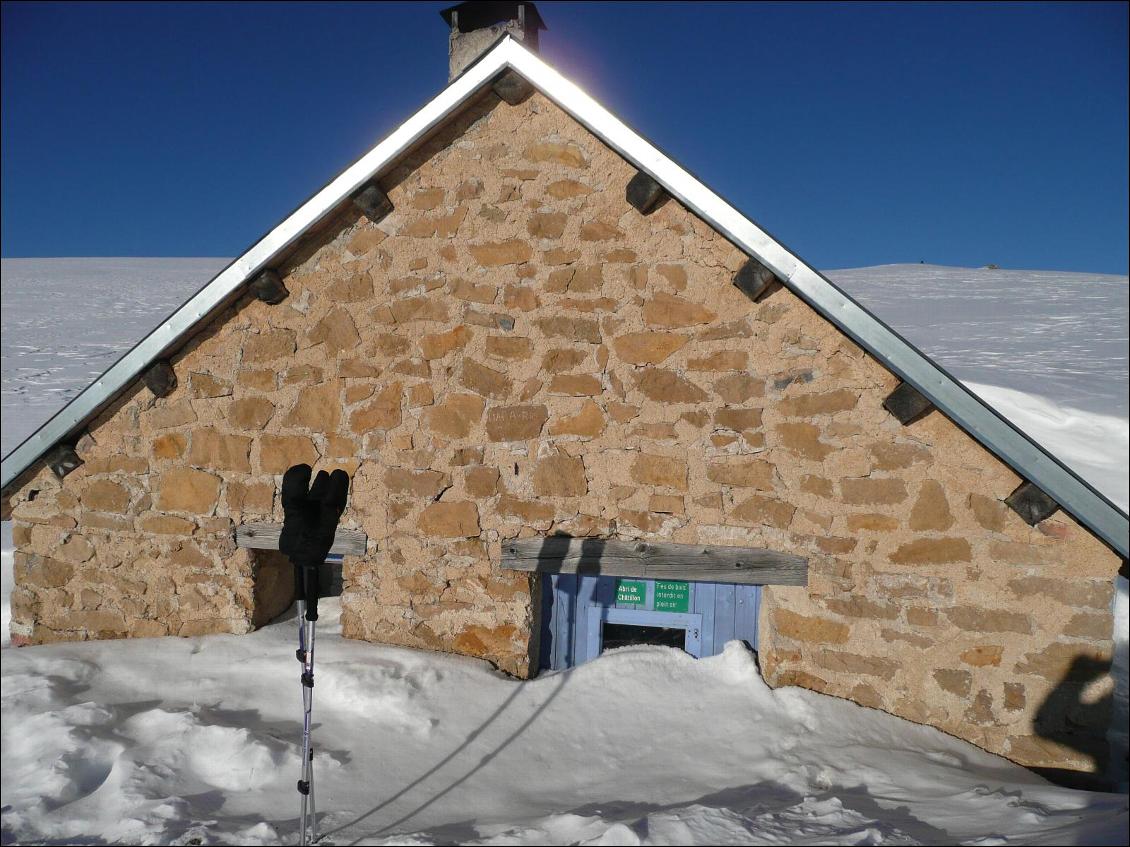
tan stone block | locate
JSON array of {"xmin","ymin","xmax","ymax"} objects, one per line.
[
  {"xmin": 429, "ymin": 393, "xmax": 486, "ymax": 438},
  {"xmin": 535, "ymin": 316, "xmax": 601, "ymax": 344},
  {"xmin": 731, "ymin": 494, "xmax": 795, "ymax": 529},
  {"xmin": 407, "ymin": 383, "xmax": 434, "ymax": 408},
  {"xmin": 420, "ymin": 326, "xmax": 472, "ymax": 359},
  {"xmin": 631, "ymin": 454, "xmax": 687, "ymax": 491},
  {"xmin": 410, "ymin": 187, "xmax": 444, "ymax": 210},
  {"xmin": 907, "ymin": 607, "xmax": 939, "ymax": 627},
  {"xmin": 699, "ymin": 319, "xmax": 754, "ymax": 342},
  {"xmin": 81, "ymin": 512, "xmax": 135, "ymax": 531},
  {"xmin": 524, "ymin": 142, "xmax": 589, "ymax": 168},
  {"xmin": 634, "ymin": 369, "xmax": 708, "ymax": 403},
  {"xmin": 258, "ymin": 435, "xmax": 319, "ymax": 475},
  {"xmin": 824, "ymin": 597, "xmax": 899, "ymax": 619},
  {"xmin": 350, "ymin": 382, "xmax": 403, "ymax": 434},
  {"xmin": 179, "ymin": 619, "xmax": 238, "ymax": 637},
  {"xmin": 242, "ymin": 329, "xmax": 296, "ymax": 363},
  {"xmin": 158, "ymin": 467, "xmax": 221, "ymax": 514},
  {"xmin": 190, "ymin": 372, "xmax": 232, "ymax": 398},
  {"xmin": 284, "ymin": 364, "xmax": 323, "ymax": 386},
  {"xmin": 486, "ymin": 336, "xmax": 532, "ymax": 360},
  {"xmin": 498, "ymin": 494, "xmax": 554, "ymax": 523},
  {"xmin": 687, "ymin": 351, "xmax": 748, "ymax": 371},
  {"xmin": 20, "ymin": 555, "xmax": 75, "ymax": 588},
  {"xmin": 238, "ymin": 368, "xmax": 277, "ymax": 392},
  {"xmin": 966, "ymin": 493, "xmax": 1007, "ymax": 532},
  {"xmin": 469, "ymin": 239, "xmax": 532, "ymax": 267},
  {"xmin": 546, "ymin": 178, "xmax": 592, "ymax": 198},
  {"xmin": 800, "ymin": 475, "xmax": 834, "ymax": 498},
  {"xmin": 140, "ymin": 515, "xmax": 196, "ymax": 535},
  {"xmin": 869, "ymin": 441, "xmax": 931, "ymax": 471},
  {"xmin": 528, "ymin": 212, "xmax": 567, "ymax": 239},
  {"xmin": 148, "ymin": 401, "xmax": 197, "ymax": 429},
  {"xmin": 648, "ymin": 494, "xmax": 684, "ymax": 515},
  {"xmin": 961, "ymin": 645, "xmax": 1004, "ymax": 667},
  {"xmin": 72, "ymin": 610, "xmax": 129, "ymax": 635},
  {"xmin": 776, "ymin": 422, "xmax": 832, "ymax": 460},
  {"xmin": 461, "ymin": 359, "xmax": 512, "ymax": 399},
  {"xmin": 189, "ymin": 428, "xmax": 252, "ymax": 472},
  {"xmin": 385, "ymin": 468, "xmax": 450, "ymax": 498},
  {"xmin": 391, "ymin": 358, "xmax": 430, "ymax": 378},
  {"xmin": 988, "ymin": 540, "xmax": 1055, "ymax": 566},
  {"xmin": 909, "ymin": 480, "xmax": 954, "ymax": 531},
  {"xmin": 773, "ymin": 608, "xmax": 850, "ymax": 644},
  {"xmin": 81, "ymin": 480, "xmax": 130, "ymax": 513},
  {"xmin": 345, "ymin": 384, "xmax": 374, "ymax": 404},
  {"xmin": 484, "ymin": 404, "xmax": 547, "ymax": 442},
  {"xmin": 547, "ymin": 265, "xmax": 603, "ymax": 293},
  {"xmin": 541, "ymin": 349, "xmax": 588, "ymax": 373},
  {"xmin": 1004, "ymin": 683, "xmax": 1026, "ymax": 711},
  {"xmin": 880, "ymin": 627, "xmax": 933, "ymax": 648},
  {"xmin": 643, "ymin": 292, "xmax": 716, "ymax": 328},
  {"xmin": 888, "ymin": 537, "xmax": 971, "ymax": 565},
  {"xmin": 706, "ymin": 459, "xmax": 775, "ymax": 489},
  {"xmin": 654, "ymin": 263, "xmax": 687, "ymax": 289},
  {"xmin": 778, "ymin": 389, "xmax": 858, "ymax": 417},
  {"xmin": 933, "ymin": 669, "xmax": 972, "ymax": 696},
  {"xmin": 548, "ymin": 373, "xmax": 601, "ymax": 396},
  {"xmin": 533, "ymin": 455, "xmax": 587, "ymax": 497},
  {"xmin": 1063, "ymin": 611, "xmax": 1111, "ymax": 640},
  {"xmin": 308, "ymin": 308, "xmax": 360, "ymax": 354},
  {"xmin": 228, "ymin": 397, "xmax": 275, "ymax": 430},
  {"xmin": 617, "ymin": 509, "xmax": 665, "ymax": 533},
  {"xmin": 612, "ymin": 332, "xmax": 687, "ymax": 365},
  {"xmin": 419, "ymin": 501, "xmax": 480, "ymax": 537},
  {"xmin": 226, "ymin": 480, "xmax": 274, "ymax": 514},
  {"xmin": 449, "ymin": 278, "xmax": 497, "ymax": 304},
  {"xmin": 327, "ymin": 271, "xmax": 374, "ymax": 301},
  {"xmin": 549, "ymin": 400, "xmax": 606, "ymax": 437},
  {"xmin": 152, "ymin": 432, "xmax": 188, "ymax": 459},
  {"xmin": 946, "ymin": 605, "xmax": 1031, "ymax": 634},
  {"xmin": 713, "ymin": 374, "xmax": 765, "ymax": 403},
  {"xmin": 1006, "ymin": 577, "xmax": 1112, "ymax": 610},
  {"xmin": 814, "ymin": 650, "xmax": 899, "ymax": 680},
  {"xmin": 347, "ymin": 226, "xmax": 387, "ymax": 255},
  {"xmin": 503, "ymin": 284, "xmax": 539, "ymax": 311},
  {"xmin": 841, "ymin": 477, "xmax": 908, "ymax": 505},
  {"xmin": 847, "ymin": 513, "xmax": 900, "ymax": 532},
  {"xmin": 1015, "ymin": 641, "xmax": 1112, "ymax": 682},
  {"xmin": 465, "ymin": 466, "xmax": 500, "ymax": 497},
  {"xmin": 579, "ymin": 220, "xmax": 623, "ymax": 241}
]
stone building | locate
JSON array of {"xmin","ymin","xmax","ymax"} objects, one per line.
[{"xmin": 2, "ymin": 3, "xmax": 1126, "ymax": 786}]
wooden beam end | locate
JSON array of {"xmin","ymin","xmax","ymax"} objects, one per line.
[
  {"xmin": 352, "ymin": 184, "xmax": 393, "ymax": 224},
  {"xmin": 732, "ymin": 258, "xmax": 778, "ymax": 302},
  {"xmin": 625, "ymin": 171, "xmax": 667, "ymax": 215},
  {"xmin": 143, "ymin": 361, "xmax": 177, "ymax": 398},
  {"xmin": 492, "ymin": 70, "xmax": 534, "ymax": 105},
  {"xmin": 250, "ymin": 269, "xmax": 289, "ymax": 305},
  {"xmin": 883, "ymin": 381, "xmax": 934, "ymax": 425},
  {"xmin": 1005, "ymin": 482, "xmax": 1059, "ymax": 526}
]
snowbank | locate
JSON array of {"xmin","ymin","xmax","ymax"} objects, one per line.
[{"xmin": 2, "ymin": 598, "xmax": 1126, "ymax": 845}]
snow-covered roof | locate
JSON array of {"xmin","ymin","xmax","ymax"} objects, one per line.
[{"xmin": 1, "ymin": 36, "xmax": 1126, "ymax": 557}]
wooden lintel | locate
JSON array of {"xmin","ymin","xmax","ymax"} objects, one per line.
[
  {"xmin": 502, "ymin": 536, "xmax": 808, "ymax": 586},
  {"xmin": 143, "ymin": 361, "xmax": 177, "ymax": 398},
  {"xmin": 883, "ymin": 381, "xmax": 934, "ymax": 425},
  {"xmin": 352, "ymin": 184, "xmax": 393, "ymax": 224},
  {"xmin": 492, "ymin": 69, "xmax": 534, "ymax": 105},
  {"xmin": 235, "ymin": 522, "xmax": 369, "ymax": 557},
  {"xmin": 732, "ymin": 258, "xmax": 779, "ymax": 302},
  {"xmin": 1005, "ymin": 482, "xmax": 1059, "ymax": 526},
  {"xmin": 625, "ymin": 171, "xmax": 667, "ymax": 215},
  {"xmin": 250, "ymin": 269, "xmax": 289, "ymax": 304}
]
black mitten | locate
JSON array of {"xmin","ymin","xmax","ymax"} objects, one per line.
[{"xmin": 279, "ymin": 464, "xmax": 350, "ymax": 620}]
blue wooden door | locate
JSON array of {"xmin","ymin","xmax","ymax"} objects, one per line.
[{"xmin": 539, "ymin": 574, "xmax": 761, "ymax": 671}]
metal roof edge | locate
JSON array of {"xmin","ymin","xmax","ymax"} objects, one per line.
[{"xmin": 3, "ymin": 37, "xmax": 1126, "ymax": 559}]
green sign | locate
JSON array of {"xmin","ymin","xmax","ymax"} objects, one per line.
[
  {"xmin": 616, "ymin": 579, "xmax": 646, "ymax": 608},
  {"xmin": 654, "ymin": 580, "xmax": 690, "ymax": 613}
]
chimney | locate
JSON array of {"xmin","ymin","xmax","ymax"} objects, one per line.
[{"xmin": 440, "ymin": 1, "xmax": 546, "ymax": 81}]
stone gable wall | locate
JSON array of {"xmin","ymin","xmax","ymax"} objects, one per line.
[{"xmin": 7, "ymin": 91, "xmax": 1121, "ymax": 773}]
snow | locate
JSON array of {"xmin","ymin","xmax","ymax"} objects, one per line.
[
  {"xmin": 2, "ymin": 597, "xmax": 1127, "ymax": 845},
  {"xmin": 2, "ymin": 258, "xmax": 1128, "ymax": 843}
]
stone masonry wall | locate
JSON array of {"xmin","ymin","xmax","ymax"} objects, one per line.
[{"xmin": 7, "ymin": 89, "xmax": 1122, "ymax": 772}]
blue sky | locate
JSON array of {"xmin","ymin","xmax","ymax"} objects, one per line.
[{"xmin": 2, "ymin": 1, "xmax": 1127, "ymax": 273}]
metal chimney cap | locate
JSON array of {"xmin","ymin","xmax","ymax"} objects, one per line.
[{"xmin": 440, "ymin": 1, "xmax": 547, "ymax": 34}]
